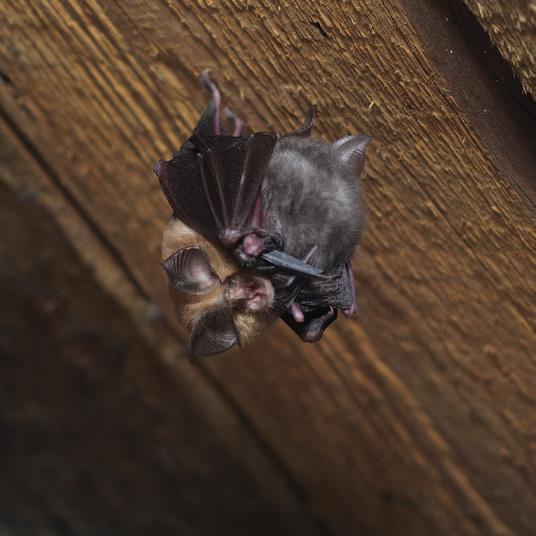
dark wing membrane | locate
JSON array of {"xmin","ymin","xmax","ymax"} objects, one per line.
[
  {"xmin": 155, "ymin": 132, "xmax": 277, "ymax": 244},
  {"xmin": 234, "ymin": 133, "xmax": 279, "ymax": 228},
  {"xmin": 154, "ymin": 142, "xmax": 221, "ymax": 242},
  {"xmin": 192, "ymin": 132, "xmax": 278, "ymax": 230},
  {"xmin": 273, "ymin": 264, "xmax": 353, "ymax": 314}
]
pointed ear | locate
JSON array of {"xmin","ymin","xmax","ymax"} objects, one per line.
[
  {"xmin": 161, "ymin": 247, "xmax": 219, "ymax": 294},
  {"xmin": 188, "ymin": 308, "xmax": 241, "ymax": 362},
  {"xmin": 333, "ymin": 135, "xmax": 371, "ymax": 178}
]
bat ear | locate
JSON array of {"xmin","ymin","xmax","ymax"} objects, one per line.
[
  {"xmin": 188, "ymin": 308, "xmax": 241, "ymax": 362},
  {"xmin": 161, "ymin": 247, "xmax": 219, "ymax": 294},
  {"xmin": 333, "ymin": 135, "xmax": 371, "ymax": 178}
]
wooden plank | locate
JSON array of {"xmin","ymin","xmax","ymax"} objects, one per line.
[
  {"xmin": 401, "ymin": 0, "xmax": 536, "ymax": 207},
  {"xmin": 1, "ymin": 0, "xmax": 535, "ymax": 533},
  {"xmin": 463, "ymin": 0, "xmax": 536, "ymax": 99},
  {"xmin": 0, "ymin": 119, "xmax": 325, "ymax": 535}
]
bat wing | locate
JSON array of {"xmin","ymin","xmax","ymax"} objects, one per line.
[
  {"xmin": 155, "ymin": 70, "xmax": 278, "ymax": 243},
  {"xmin": 155, "ymin": 71, "xmax": 328, "ymax": 282},
  {"xmin": 155, "ymin": 132, "xmax": 278, "ymax": 244}
]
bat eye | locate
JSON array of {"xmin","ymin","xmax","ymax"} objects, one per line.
[{"xmin": 226, "ymin": 277, "xmax": 237, "ymax": 288}]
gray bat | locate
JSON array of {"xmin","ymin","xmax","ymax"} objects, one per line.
[{"xmin": 155, "ymin": 71, "xmax": 370, "ymax": 361}]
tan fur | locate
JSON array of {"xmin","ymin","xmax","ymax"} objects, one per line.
[{"xmin": 162, "ymin": 218, "xmax": 276, "ymax": 345}]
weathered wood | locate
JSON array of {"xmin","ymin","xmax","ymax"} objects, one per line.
[
  {"xmin": 0, "ymin": 0, "xmax": 535, "ymax": 534},
  {"xmin": 0, "ymin": 121, "xmax": 324, "ymax": 535},
  {"xmin": 402, "ymin": 0, "xmax": 536, "ymax": 208},
  {"xmin": 464, "ymin": 0, "xmax": 536, "ymax": 99}
]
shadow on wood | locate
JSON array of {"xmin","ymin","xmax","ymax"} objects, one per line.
[{"xmin": 0, "ymin": 0, "xmax": 534, "ymax": 534}]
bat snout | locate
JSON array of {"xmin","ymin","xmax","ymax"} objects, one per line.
[{"xmin": 225, "ymin": 275, "xmax": 274, "ymax": 312}]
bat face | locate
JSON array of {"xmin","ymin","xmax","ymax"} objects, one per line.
[{"xmin": 161, "ymin": 218, "xmax": 277, "ymax": 361}]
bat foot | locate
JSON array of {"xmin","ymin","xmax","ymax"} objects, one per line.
[
  {"xmin": 290, "ymin": 303, "xmax": 305, "ymax": 323},
  {"xmin": 224, "ymin": 107, "xmax": 245, "ymax": 136},
  {"xmin": 342, "ymin": 304, "xmax": 357, "ymax": 317},
  {"xmin": 200, "ymin": 69, "xmax": 222, "ymax": 134},
  {"xmin": 343, "ymin": 263, "xmax": 357, "ymax": 317},
  {"xmin": 233, "ymin": 231, "xmax": 283, "ymax": 267},
  {"xmin": 243, "ymin": 233, "xmax": 265, "ymax": 256}
]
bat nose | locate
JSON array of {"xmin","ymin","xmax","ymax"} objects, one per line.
[{"xmin": 227, "ymin": 286, "xmax": 247, "ymax": 302}]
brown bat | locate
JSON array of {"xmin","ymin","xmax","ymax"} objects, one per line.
[{"xmin": 155, "ymin": 71, "xmax": 370, "ymax": 361}]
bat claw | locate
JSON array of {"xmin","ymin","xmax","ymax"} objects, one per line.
[
  {"xmin": 153, "ymin": 159, "xmax": 168, "ymax": 179},
  {"xmin": 200, "ymin": 69, "xmax": 217, "ymax": 93},
  {"xmin": 342, "ymin": 304, "xmax": 357, "ymax": 317},
  {"xmin": 231, "ymin": 230, "xmax": 283, "ymax": 268},
  {"xmin": 200, "ymin": 69, "xmax": 222, "ymax": 134},
  {"xmin": 290, "ymin": 303, "xmax": 305, "ymax": 323}
]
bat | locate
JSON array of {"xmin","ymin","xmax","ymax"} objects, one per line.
[{"xmin": 154, "ymin": 71, "xmax": 370, "ymax": 361}]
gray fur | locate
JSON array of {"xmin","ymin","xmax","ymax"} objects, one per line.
[{"xmin": 262, "ymin": 136, "xmax": 366, "ymax": 271}]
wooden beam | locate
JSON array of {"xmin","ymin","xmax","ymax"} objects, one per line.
[
  {"xmin": 0, "ymin": 115, "xmax": 325, "ymax": 536},
  {"xmin": 464, "ymin": 0, "xmax": 536, "ymax": 99},
  {"xmin": 1, "ymin": 0, "xmax": 535, "ymax": 533}
]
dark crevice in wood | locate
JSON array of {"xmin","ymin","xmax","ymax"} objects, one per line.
[
  {"xmin": 401, "ymin": 0, "xmax": 536, "ymax": 208},
  {"xmin": 311, "ymin": 21, "xmax": 330, "ymax": 39},
  {"xmin": 0, "ymin": 70, "xmax": 13, "ymax": 87},
  {"xmin": 0, "ymin": 102, "xmax": 150, "ymax": 301},
  {"xmin": 197, "ymin": 364, "xmax": 334, "ymax": 536},
  {"xmin": 448, "ymin": 0, "xmax": 536, "ymax": 122}
]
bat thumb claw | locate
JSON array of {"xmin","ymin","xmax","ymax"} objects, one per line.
[
  {"xmin": 153, "ymin": 159, "xmax": 168, "ymax": 179},
  {"xmin": 200, "ymin": 69, "xmax": 218, "ymax": 94}
]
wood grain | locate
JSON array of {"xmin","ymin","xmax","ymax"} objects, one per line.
[
  {"xmin": 1, "ymin": 0, "xmax": 535, "ymax": 534},
  {"xmin": 463, "ymin": 0, "xmax": 536, "ymax": 99},
  {"xmin": 0, "ymin": 118, "xmax": 324, "ymax": 536}
]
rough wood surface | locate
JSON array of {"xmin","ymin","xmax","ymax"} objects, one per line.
[
  {"xmin": 402, "ymin": 0, "xmax": 536, "ymax": 207},
  {"xmin": 1, "ymin": 1, "xmax": 535, "ymax": 534},
  {"xmin": 463, "ymin": 0, "xmax": 536, "ymax": 99},
  {"xmin": 0, "ymin": 122, "xmax": 323, "ymax": 535}
]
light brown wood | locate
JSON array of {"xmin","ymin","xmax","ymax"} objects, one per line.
[
  {"xmin": 1, "ymin": 0, "xmax": 535, "ymax": 534},
  {"xmin": 464, "ymin": 0, "xmax": 536, "ymax": 99}
]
